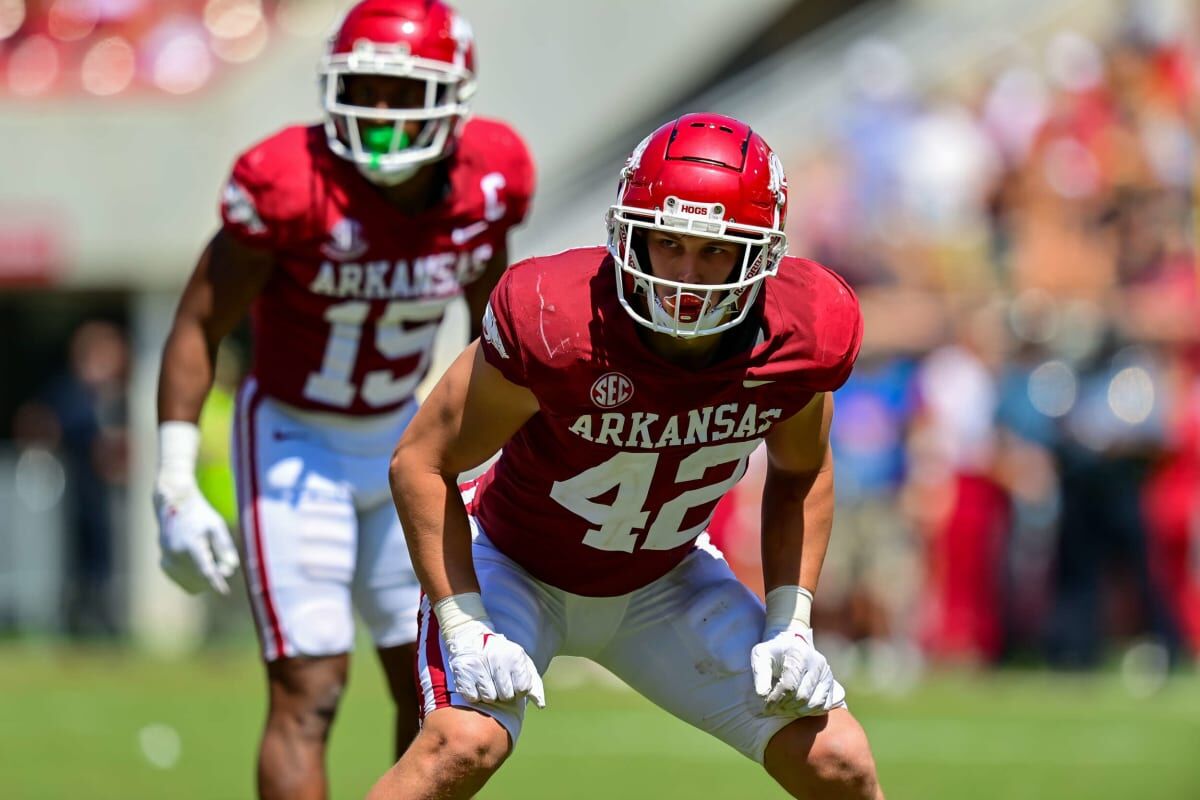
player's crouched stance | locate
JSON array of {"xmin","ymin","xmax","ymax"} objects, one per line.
[{"xmin": 370, "ymin": 114, "xmax": 883, "ymax": 799}]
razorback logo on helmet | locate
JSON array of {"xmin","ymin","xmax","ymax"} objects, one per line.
[
  {"xmin": 591, "ymin": 372, "xmax": 633, "ymax": 409},
  {"xmin": 768, "ymin": 151, "xmax": 788, "ymax": 205},
  {"xmin": 621, "ymin": 132, "xmax": 653, "ymax": 179},
  {"xmin": 448, "ymin": 10, "xmax": 474, "ymax": 68}
]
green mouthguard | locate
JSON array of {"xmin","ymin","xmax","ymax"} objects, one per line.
[{"xmin": 363, "ymin": 126, "xmax": 410, "ymax": 170}]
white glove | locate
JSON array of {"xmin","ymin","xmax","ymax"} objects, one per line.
[
  {"xmin": 153, "ymin": 421, "xmax": 240, "ymax": 595},
  {"xmin": 751, "ymin": 628, "xmax": 845, "ymax": 714},
  {"xmin": 751, "ymin": 586, "xmax": 845, "ymax": 715},
  {"xmin": 435, "ymin": 593, "xmax": 545, "ymax": 709}
]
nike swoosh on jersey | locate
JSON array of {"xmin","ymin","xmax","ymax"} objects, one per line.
[
  {"xmin": 451, "ymin": 221, "xmax": 489, "ymax": 245},
  {"xmin": 742, "ymin": 379, "xmax": 775, "ymax": 388}
]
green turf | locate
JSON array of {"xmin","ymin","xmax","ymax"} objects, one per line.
[{"xmin": 2, "ymin": 642, "xmax": 1198, "ymax": 799}]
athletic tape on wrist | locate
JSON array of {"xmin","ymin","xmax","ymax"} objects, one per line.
[
  {"xmin": 433, "ymin": 592, "xmax": 492, "ymax": 637},
  {"xmin": 157, "ymin": 421, "xmax": 201, "ymax": 488},
  {"xmin": 764, "ymin": 585, "xmax": 814, "ymax": 634}
]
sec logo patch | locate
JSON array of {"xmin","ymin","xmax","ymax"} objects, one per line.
[{"xmin": 590, "ymin": 372, "xmax": 633, "ymax": 409}]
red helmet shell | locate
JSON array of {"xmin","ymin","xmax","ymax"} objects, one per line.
[
  {"xmin": 330, "ymin": 0, "xmax": 474, "ymax": 74},
  {"xmin": 320, "ymin": 0, "xmax": 475, "ymax": 183},
  {"xmin": 618, "ymin": 113, "xmax": 786, "ymax": 230}
]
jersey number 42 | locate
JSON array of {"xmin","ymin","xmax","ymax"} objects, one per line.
[{"xmin": 549, "ymin": 439, "xmax": 759, "ymax": 553}]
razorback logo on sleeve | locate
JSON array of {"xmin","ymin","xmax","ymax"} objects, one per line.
[
  {"xmin": 482, "ymin": 302, "xmax": 509, "ymax": 359},
  {"xmin": 222, "ymin": 180, "xmax": 266, "ymax": 234}
]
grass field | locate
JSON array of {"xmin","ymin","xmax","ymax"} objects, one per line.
[{"xmin": 3, "ymin": 641, "xmax": 1198, "ymax": 799}]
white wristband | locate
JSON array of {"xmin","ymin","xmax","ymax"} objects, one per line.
[
  {"xmin": 433, "ymin": 592, "xmax": 492, "ymax": 638},
  {"xmin": 157, "ymin": 421, "xmax": 201, "ymax": 488},
  {"xmin": 763, "ymin": 585, "xmax": 814, "ymax": 636}
]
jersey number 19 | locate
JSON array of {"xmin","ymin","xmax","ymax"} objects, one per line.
[{"xmin": 303, "ymin": 298, "xmax": 449, "ymax": 408}]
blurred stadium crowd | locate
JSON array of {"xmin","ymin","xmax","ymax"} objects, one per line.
[
  {"xmin": 715, "ymin": 6, "xmax": 1200, "ymax": 679},
  {"xmin": 0, "ymin": 0, "xmax": 313, "ymax": 97},
  {"xmin": 3, "ymin": 2, "xmax": 1198, "ymax": 684}
]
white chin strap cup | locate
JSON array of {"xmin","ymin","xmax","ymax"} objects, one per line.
[{"xmin": 358, "ymin": 161, "xmax": 421, "ymax": 186}]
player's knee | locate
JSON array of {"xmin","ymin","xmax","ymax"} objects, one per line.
[
  {"xmin": 805, "ymin": 725, "xmax": 879, "ymax": 798},
  {"xmin": 267, "ymin": 661, "xmax": 347, "ymax": 742},
  {"xmin": 416, "ymin": 711, "xmax": 511, "ymax": 780},
  {"xmin": 767, "ymin": 714, "xmax": 880, "ymax": 799},
  {"xmin": 270, "ymin": 686, "xmax": 344, "ymax": 742}
]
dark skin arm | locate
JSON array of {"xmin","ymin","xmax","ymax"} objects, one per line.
[
  {"xmin": 461, "ymin": 242, "xmax": 510, "ymax": 341},
  {"xmin": 389, "ymin": 341, "xmax": 539, "ymax": 602},
  {"xmin": 157, "ymin": 229, "xmax": 274, "ymax": 423},
  {"xmin": 760, "ymin": 392, "xmax": 836, "ymax": 594}
]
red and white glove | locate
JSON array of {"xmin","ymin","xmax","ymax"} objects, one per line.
[
  {"xmin": 153, "ymin": 421, "xmax": 240, "ymax": 595},
  {"xmin": 751, "ymin": 586, "xmax": 845, "ymax": 715},
  {"xmin": 434, "ymin": 593, "xmax": 546, "ymax": 709}
]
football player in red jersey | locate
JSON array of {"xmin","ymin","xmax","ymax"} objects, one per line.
[
  {"xmin": 370, "ymin": 113, "xmax": 883, "ymax": 799},
  {"xmin": 152, "ymin": 2, "xmax": 534, "ymax": 797}
]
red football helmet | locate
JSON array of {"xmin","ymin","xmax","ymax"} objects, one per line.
[
  {"xmin": 319, "ymin": 0, "xmax": 476, "ymax": 185},
  {"xmin": 606, "ymin": 113, "xmax": 788, "ymax": 337}
]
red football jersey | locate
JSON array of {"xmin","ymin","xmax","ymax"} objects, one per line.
[
  {"xmin": 220, "ymin": 117, "xmax": 534, "ymax": 414},
  {"xmin": 471, "ymin": 247, "xmax": 863, "ymax": 596}
]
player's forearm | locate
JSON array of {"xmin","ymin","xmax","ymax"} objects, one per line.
[
  {"xmin": 759, "ymin": 458, "xmax": 835, "ymax": 593},
  {"xmin": 158, "ymin": 231, "xmax": 272, "ymax": 425},
  {"xmin": 389, "ymin": 451, "xmax": 480, "ymax": 603},
  {"xmin": 157, "ymin": 319, "xmax": 219, "ymax": 423},
  {"xmin": 463, "ymin": 244, "xmax": 509, "ymax": 341}
]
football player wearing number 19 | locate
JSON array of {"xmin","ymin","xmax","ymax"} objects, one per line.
[
  {"xmin": 371, "ymin": 113, "xmax": 883, "ymax": 799},
  {"xmin": 152, "ymin": 2, "xmax": 533, "ymax": 798}
]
